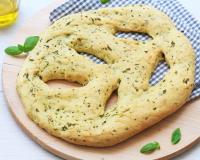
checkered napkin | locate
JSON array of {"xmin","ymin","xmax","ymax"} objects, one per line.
[{"xmin": 49, "ymin": 0, "xmax": 200, "ymax": 100}]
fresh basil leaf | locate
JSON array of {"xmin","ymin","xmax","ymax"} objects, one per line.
[
  {"xmin": 18, "ymin": 44, "xmax": 24, "ymax": 52},
  {"xmin": 23, "ymin": 36, "xmax": 39, "ymax": 52},
  {"xmin": 140, "ymin": 141, "xmax": 160, "ymax": 154},
  {"xmin": 171, "ymin": 128, "xmax": 181, "ymax": 144},
  {"xmin": 100, "ymin": 0, "xmax": 110, "ymax": 4},
  {"xmin": 5, "ymin": 46, "xmax": 23, "ymax": 55}
]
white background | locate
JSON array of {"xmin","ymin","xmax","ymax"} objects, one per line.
[{"xmin": 0, "ymin": 0, "xmax": 200, "ymax": 159}]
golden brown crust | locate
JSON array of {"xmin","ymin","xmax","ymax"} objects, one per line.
[{"xmin": 16, "ymin": 5, "xmax": 195, "ymax": 147}]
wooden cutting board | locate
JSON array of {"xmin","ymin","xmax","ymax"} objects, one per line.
[{"xmin": 2, "ymin": 0, "xmax": 200, "ymax": 159}]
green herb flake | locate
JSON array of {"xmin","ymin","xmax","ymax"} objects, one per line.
[
  {"xmin": 171, "ymin": 41, "xmax": 176, "ymax": 47},
  {"xmin": 171, "ymin": 128, "xmax": 181, "ymax": 144},
  {"xmin": 140, "ymin": 141, "xmax": 160, "ymax": 154},
  {"xmin": 62, "ymin": 126, "xmax": 68, "ymax": 131},
  {"xmin": 183, "ymin": 78, "xmax": 189, "ymax": 84},
  {"xmin": 162, "ymin": 89, "xmax": 167, "ymax": 94},
  {"xmin": 23, "ymin": 36, "xmax": 39, "ymax": 52},
  {"xmin": 100, "ymin": 0, "xmax": 110, "ymax": 4}
]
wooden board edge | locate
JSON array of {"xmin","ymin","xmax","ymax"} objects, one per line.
[
  {"xmin": 159, "ymin": 137, "xmax": 200, "ymax": 160},
  {"xmin": 2, "ymin": 0, "xmax": 200, "ymax": 159},
  {"xmin": 3, "ymin": 63, "xmax": 200, "ymax": 160}
]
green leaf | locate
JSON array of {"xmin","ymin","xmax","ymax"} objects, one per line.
[
  {"xmin": 140, "ymin": 141, "xmax": 160, "ymax": 154},
  {"xmin": 5, "ymin": 46, "xmax": 23, "ymax": 55},
  {"xmin": 171, "ymin": 128, "xmax": 181, "ymax": 144},
  {"xmin": 18, "ymin": 44, "xmax": 24, "ymax": 52},
  {"xmin": 23, "ymin": 36, "xmax": 39, "ymax": 52},
  {"xmin": 100, "ymin": 0, "xmax": 110, "ymax": 4}
]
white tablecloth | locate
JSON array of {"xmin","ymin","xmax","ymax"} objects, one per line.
[{"xmin": 0, "ymin": 0, "xmax": 200, "ymax": 159}]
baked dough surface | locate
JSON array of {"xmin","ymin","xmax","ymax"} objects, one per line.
[{"xmin": 17, "ymin": 5, "xmax": 195, "ymax": 147}]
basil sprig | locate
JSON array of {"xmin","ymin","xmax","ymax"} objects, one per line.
[
  {"xmin": 140, "ymin": 141, "xmax": 160, "ymax": 154},
  {"xmin": 171, "ymin": 128, "xmax": 181, "ymax": 144},
  {"xmin": 5, "ymin": 36, "xmax": 39, "ymax": 56},
  {"xmin": 100, "ymin": 0, "xmax": 110, "ymax": 4}
]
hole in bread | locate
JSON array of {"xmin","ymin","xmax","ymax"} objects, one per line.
[
  {"xmin": 149, "ymin": 59, "xmax": 169, "ymax": 86},
  {"xmin": 46, "ymin": 80, "xmax": 82, "ymax": 89},
  {"xmin": 105, "ymin": 89, "xmax": 118, "ymax": 111},
  {"xmin": 115, "ymin": 32, "xmax": 152, "ymax": 42},
  {"xmin": 78, "ymin": 52, "xmax": 107, "ymax": 64}
]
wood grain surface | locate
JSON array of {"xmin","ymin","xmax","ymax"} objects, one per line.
[{"xmin": 2, "ymin": 0, "xmax": 200, "ymax": 159}]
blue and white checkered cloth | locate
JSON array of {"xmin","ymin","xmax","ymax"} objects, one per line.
[{"xmin": 49, "ymin": 0, "xmax": 200, "ymax": 100}]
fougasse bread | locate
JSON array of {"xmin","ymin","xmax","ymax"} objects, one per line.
[{"xmin": 16, "ymin": 5, "xmax": 195, "ymax": 147}]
